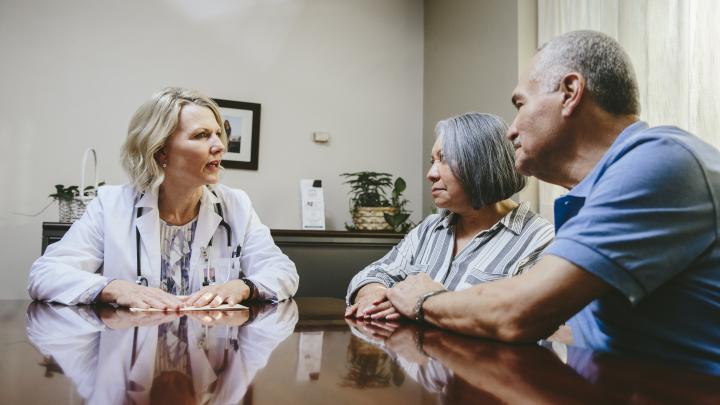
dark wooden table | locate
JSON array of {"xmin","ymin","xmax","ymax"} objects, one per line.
[{"xmin": 1, "ymin": 298, "xmax": 718, "ymax": 404}]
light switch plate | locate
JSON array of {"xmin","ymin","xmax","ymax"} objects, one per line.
[{"xmin": 313, "ymin": 132, "xmax": 330, "ymax": 143}]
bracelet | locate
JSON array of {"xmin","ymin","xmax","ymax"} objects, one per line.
[
  {"xmin": 415, "ymin": 289, "xmax": 448, "ymax": 323},
  {"xmin": 241, "ymin": 278, "xmax": 257, "ymax": 301}
]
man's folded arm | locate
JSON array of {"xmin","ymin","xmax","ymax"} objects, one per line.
[{"xmin": 422, "ymin": 255, "xmax": 612, "ymax": 342}]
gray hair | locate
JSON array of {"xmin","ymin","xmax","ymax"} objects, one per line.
[
  {"xmin": 121, "ymin": 87, "xmax": 227, "ymax": 191},
  {"xmin": 436, "ymin": 112, "xmax": 525, "ymax": 209},
  {"xmin": 531, "ymin": 30, "xmax": 640, "ymax": 116}
]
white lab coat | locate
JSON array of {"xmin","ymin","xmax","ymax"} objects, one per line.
[{"xmin": 28, "ymin": 184, "xmax": 299, "ymax": 304}]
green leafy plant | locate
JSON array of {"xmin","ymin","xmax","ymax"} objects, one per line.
[
  {"xmin": 340, "ymin": 172, "xmax": 413, "ymax": 232},
  {"xmin": 49, "ymin": 183, "xmax": 105, "ymax": 202},
  {"xmin": 384, "ymin": 177, "xmax": 412, "ymax": 233},
  {"xmin": 341, "ymin": 171, "xmax": 393, "ymax": 209}
]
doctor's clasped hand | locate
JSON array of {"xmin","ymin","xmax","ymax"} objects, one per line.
[{"xmin": 183, "ymin": 278, "xmax": 253, "ymax": 308}]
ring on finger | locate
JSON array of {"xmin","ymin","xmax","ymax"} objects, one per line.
[{"xmin": 203, "ymin": 293, "xmax": 214, "ymax": 300}]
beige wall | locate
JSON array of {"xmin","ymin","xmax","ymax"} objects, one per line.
[
  {"xmin": 0, "ymin": 0, "xmax": 537, "ymax": 300},
  {"xmin": 0, "ymin": 0, "xmax": 424, "ymax": 299},
  {"xmin": 422, "ymin": 0, "xmax": 538, "ymax": 214},
  {"xmin": 517, "ymin": 0, "xmax": 539, "ymax": 210}
]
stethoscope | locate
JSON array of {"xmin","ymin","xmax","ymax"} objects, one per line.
[{"xmin": 134, "ymin": 189, "xmax": 240, "ymax": 287}]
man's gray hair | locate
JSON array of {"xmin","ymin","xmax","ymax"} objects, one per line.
[
  {"xmin": 531, "ymin": 30, "xmax": 640, "ymax": 116},
  {"xmin": 437, "ymin": 112, "xmax": 525, "ymax": 209}
]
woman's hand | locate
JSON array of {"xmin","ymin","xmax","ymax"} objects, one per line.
[
  {"xmin": 183, "ymin": 279, "xmax": 250, "ymax": 308},
  {"xmin": 98, "ymin": 279, "xmax": 185, "ymax": 310},
  {"xmin": 345, "ymin": 283, "xmax": 401, "ymax": 321}
]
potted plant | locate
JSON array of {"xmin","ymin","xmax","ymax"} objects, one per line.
[
  {"xmin": 341, "ymin": 171, "xmax": 412, "ymax": 232},
  {"xmin": 384, "ymin": 177, "xmax": 412, "ymax": 233},
  {"xmin": 50, "ymin": 183, "xmax": 104, "ymax": 222}
]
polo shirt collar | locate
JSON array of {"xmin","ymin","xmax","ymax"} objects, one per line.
[
  {"xmin": 554, "ymin": 120, "xmax": 648, "ymax": 231},
  {"xmin": 567, "ymin": 120, "xmax": 648, "ymax": 199}
]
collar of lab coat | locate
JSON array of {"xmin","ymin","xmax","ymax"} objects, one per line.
[{"xmin": 134, "ymin": 186, "xmax": 223, "ymax": 285}]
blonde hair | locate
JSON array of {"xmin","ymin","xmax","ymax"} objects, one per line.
[{"xmin": 121, "ymin": 87, "xmax": 228, "ymax": 191}]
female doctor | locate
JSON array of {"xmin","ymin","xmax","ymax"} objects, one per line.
[{"xmin": 28, "ymin": 87, "xmax": 299, "ymax": 309}]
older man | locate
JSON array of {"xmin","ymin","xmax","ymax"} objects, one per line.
[{"xmin": 385, "ymin": 30, "xmax": 720, "ymax": 363}]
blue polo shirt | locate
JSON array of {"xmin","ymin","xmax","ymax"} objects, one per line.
[{"xmin": 545, "ymin": 121, "xmax": 720, "ymax": 373}]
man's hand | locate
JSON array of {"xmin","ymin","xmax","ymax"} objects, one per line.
[
  {"xmin": 98, "ymin": 280, "xmax": 185, "ymax": 310},
  {"xmin": 183, "ymin": 279, "xmax": 251, "ymax": 308},
  {"xmin": 386, "ymin": 273, "xmax": 446, "ymax": 319},
  {"xmin": 345, "ymin": 283, "xmax": 401, "ymax": 320}
]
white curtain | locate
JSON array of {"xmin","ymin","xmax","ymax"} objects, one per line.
[{"xmin": 536, "ymin": 0, "xmax": 720, "ymax": 221}]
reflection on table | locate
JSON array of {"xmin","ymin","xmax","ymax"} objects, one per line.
[
  {"xmin": 3, "ymin": 298, "xmax": 717, "ymax": 404},
  {"xmin": 27, "ymin": 301, "xmax": 297, "ymax": 404},
  {"xmin": 346, "ymin": 318, "xmax": 720, "ymax": 404}
]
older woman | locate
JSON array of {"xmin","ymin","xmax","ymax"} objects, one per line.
[
  {"xmin": 345, "ymin": 112, "xmax": 553, "ymax": 320},
  {"xmin": 29, "ymin": 87, "xmax": 298, "ymax": 309}
]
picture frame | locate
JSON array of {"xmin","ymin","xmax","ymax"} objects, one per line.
[{"xmin": 213, "ymin": 98, "xmax": 261, "ymax": 170}]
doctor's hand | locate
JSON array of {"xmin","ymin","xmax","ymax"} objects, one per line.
[
  {"xmin": 345, "ymin": 283, "xmax": 401, "ymax": 321},
  {"xmin": 183, "ymin": 279, "xmax": 250, "ymax": 308},
  {"xmin": 98, "ymin": 280, "xmax": 185, "ymax": 310}
]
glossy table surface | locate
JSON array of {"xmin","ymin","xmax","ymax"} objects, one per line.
[{"xmin": 1, "ymin": 298, "xmax": 718, "ymax": 404}]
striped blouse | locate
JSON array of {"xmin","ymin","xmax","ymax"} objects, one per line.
[{"xmin": 346, "ymin": 202, "xmax": 554, "ymax": 304}]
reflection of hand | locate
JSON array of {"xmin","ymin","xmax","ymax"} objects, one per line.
[
  {"xmin": 384, "ymin": 324, "xmax": 431, "ymax": 365},
  {"xmin": 345, "ymin": 317, "xmax": 400, "ymax": 343},
  {"xmin": 98, "ymin": 280, "xmax": 184, "ymax": 310},
  {"xmin": 97, "ymin": 306, "xmax": 182, "ymax": 329},
  {"xmin": 183, "ymin": 279, "xmax": 250, "ymax": 308},
  {"xmin": 345, "ymin": 283, "xmax": 401, "ymax": 320},
  {"xmin": 345, "ymin": 319, "xmax": 430, "ymax": 366},
  {"xmin": 187, "ymin": 309, "xmax": 250, "ymax": 326},
  {"xmin": 386, "ymin": 274, "xmax": 446, "ymax": 319}
]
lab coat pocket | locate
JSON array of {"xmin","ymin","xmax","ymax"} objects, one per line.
[
  {"xmin": 201, "ymin": 258, "xmax": 239, "ymax": 284},
  {"xmin": 211, "ymin": 257, "xmax": 242, "ymax": 284}
]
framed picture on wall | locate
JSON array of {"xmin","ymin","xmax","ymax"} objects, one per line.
[{"xmin": 213, "ymin": 98, "xmax": 261, "ymax": 170}]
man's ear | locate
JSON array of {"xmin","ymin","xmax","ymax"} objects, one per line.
[{"xmin": 559, "ymin": 72, "xmax": 585, "ymax": 118}]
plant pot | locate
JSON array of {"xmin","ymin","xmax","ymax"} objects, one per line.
[
  {"xmin": 58, "ymin": 199, "xmax": 88, "ymax": 223},
  {"xmin": 352, "ymin": 207, "xmax": 397, "ymax": 231}
]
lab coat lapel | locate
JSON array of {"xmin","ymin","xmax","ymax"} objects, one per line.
[
  {"xmin": 192, "ymin": 188, "xmax": 223, "ymax": 260},
  {"xmin": 135, "ymin": 190, "xmax": 161, "ymax": 286}
]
